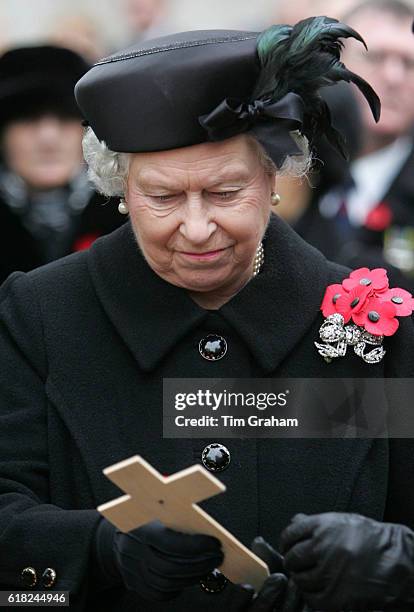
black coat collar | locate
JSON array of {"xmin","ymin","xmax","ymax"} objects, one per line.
[{"xmin": 88, "ymin": 214, "xmax": 329, "ymax": 373}]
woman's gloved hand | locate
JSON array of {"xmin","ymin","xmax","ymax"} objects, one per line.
[
  {"xmin": 93, "ymin": 517, "xmax": 223, "ymax": 601},
  {"xmin": 221, "ymin": 536, "xmax": 307, "ymax": 612},
  {"xmin": 279, "ymin": 512, "xmax": 414, "ymax": 611}
]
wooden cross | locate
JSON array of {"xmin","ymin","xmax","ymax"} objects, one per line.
[{"xmin": 98, "ymin": 455, "xmax": 269, "ymax": 592}]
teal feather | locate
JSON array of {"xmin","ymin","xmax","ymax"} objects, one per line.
[
  {"xmin": 256, "ymin": 24, "xmax": 292, "ymax": 56},
  {"xmin": 253, "ymin": 16, "xmax": 381, "ymax": 157}
]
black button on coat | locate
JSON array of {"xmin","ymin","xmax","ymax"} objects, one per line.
[{"xmin": 0, "ymin": 214, "xmax": 413, "ymax": 611}]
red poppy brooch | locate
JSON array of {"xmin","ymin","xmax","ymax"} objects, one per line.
[{"xmin": 316, "ymin": 268, "xmax": 414, "ymax": 364}]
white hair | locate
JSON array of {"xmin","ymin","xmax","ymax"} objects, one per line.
[{"xmin": 82, "ymin": 126, "xmax": 312, "ymax": 197}]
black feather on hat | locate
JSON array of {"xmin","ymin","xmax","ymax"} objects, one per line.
[
  {"xmin": 250, "ymin": 16, "xmax": 380, "ymax": 161},
  {"xmin": 0, "ymin": 45, "xmax": 90, "ymax": 129},
  {"xmin": 75, "ymin": 17, "xmax": 380, "ymax": 167}
]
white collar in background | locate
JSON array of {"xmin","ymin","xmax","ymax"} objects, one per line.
[{"xmin": 346, "ymin": 136, "xmax": 413, "ymax": 226}]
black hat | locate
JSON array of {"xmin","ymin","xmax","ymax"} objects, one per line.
[
  {"xmin": 75, "ymin": 17, "xmax": 381, "ymax": 167},
  {"xmin": 0, "ymin": 45, "xmax": 90, "ymax": 128}
]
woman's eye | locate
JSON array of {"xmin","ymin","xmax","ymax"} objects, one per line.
[
  {"xmin": 211, "ymin": 191, "xmax": 237, "ymax": 200},
  {"xmin": 151, "ymin": 194, "xmax": 175, "ymax": 202}
]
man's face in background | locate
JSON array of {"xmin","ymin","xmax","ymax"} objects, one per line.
[{"xmin": 343, "ymin": 9, "xmax": 414, "ymax": 146}]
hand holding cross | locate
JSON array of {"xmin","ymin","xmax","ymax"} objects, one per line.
[{"xmin": 98, "ymin": 455, "xmax": 269, "ymax": 591}]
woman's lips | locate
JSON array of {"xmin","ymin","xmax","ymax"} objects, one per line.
[{"xmin": 179, "ymin": 247, "xmax": 228, "ymax": 261}]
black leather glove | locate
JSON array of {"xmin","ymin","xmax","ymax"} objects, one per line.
[
  {"xmin": 221, "ymin": 536, "xmax": 307, "ymax": 612},
  {"xmin": 92, "ymin": 517, "xmax": 223, "ymax": 601},
  {"xmin": 279, "ymin": 512, "xmax": 414, "ymax": 611}
]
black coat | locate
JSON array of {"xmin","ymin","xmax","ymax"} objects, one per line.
[
  {"xmin": 0, "ymin": 191, "xmax": 126, "ymax": 285},
  {"xmin": 0, "ymin": 215, "xmax": 413, "ymax": 611}
]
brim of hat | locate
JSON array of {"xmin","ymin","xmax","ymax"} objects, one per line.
[{"xmin": 0, "ymin": 73, "xmax": 81, "ymax": 124}]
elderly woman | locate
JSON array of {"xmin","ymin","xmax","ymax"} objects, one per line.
[{"xmin": 1, "ymin": 16, "xmax": 414, "ymax": 612}]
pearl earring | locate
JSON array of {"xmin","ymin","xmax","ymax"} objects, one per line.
[
  {"xmin": 271, "ymin": 192, "xmax": 281, "ymax": 206},
  {"xmin": 118, "ymin": 200, "xmax": 129, "ymax": 215}
]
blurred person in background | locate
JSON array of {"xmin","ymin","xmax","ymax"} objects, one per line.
[
  {"xmin": 274, "ymin": 0, "xmax": 358, "ymax": 24},
  {"xmin": 122, "ymin": 0, "xmax": 170, "ymax": 44},
  {"xmin": 49, "ymin": 14, "xmax": 107, "ymax": 64},
  {"xmin": 0, "ymin": 45, "xmax": 126, "ymax": 285},
  {"xmin": 315, "ymin": 0, "xmax": 414, "ymax": 289}
]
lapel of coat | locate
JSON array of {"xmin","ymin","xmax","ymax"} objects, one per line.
[{"xmin": 87, "ymin": 222, "xmax": 208, "ymax": 372}]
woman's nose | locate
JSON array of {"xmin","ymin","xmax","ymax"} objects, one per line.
[
  {"xmin": 179, "ymin": 199, "xmax": 217, "ymax": 245},
  {"xmin": 36, "ymin": 116, "xmax": 62, "ymax": 143}
]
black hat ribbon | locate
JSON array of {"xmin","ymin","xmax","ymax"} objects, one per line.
[{"xmin": 199, "ymin": 91, "xmax": 306, "ymax": 167}]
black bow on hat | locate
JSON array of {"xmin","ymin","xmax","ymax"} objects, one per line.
[{"xmin": 199, "ymin": 92, "xmax": 305, "ymax": 167}]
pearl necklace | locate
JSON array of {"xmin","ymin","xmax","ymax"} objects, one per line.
[{"xmin": 253, "ymin": 242, "xmax": 264, "ymax": 277}]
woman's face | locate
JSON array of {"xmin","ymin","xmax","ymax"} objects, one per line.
[
  {"xmin": 3, "ymin": 115, "xmax": 84, "ymax": 190},
  {"xmin": 125, "ymin": 134, "xmax": 275, "ymax": 304}
]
